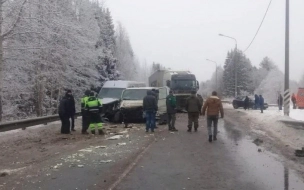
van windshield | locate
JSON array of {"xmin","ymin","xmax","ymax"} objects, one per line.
[
  {"xmin": 122, "ymin": 89, "xmax": 149, "ymax": 100},
  {"xmin": 98, "ymin": 88, "xmax": 124, "ymax": 99}
]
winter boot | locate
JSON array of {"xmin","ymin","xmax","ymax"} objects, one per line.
[
  {"xmin": 209, "ymin": 135, "xmax": 212, "ymax": 142},
  {"xmin": 194, "ymin": 128, "xmax": 198, "ymax": 132},
  {"xmin": 171, "ymin": 128, "xmax": 178, "ymax": 132},
  {"xmin": 98, "ymin": 129, "xmax": 104, "ymax": 135},
  {"xmin": 213, "ymin": 135, "xmax": 217, "ymax": 141},
  {"xmin": 187, "ymin": 128, "xmax": 192, "ymax": 132}
]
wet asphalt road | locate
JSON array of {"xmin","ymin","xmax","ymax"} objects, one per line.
[
  {"xmin": 5, "ymin": 114, "xmax": 304, "ymax": 190},
  {"xmin": 114, "ymin": 115, "xmax": 304, "ymax": 190}
]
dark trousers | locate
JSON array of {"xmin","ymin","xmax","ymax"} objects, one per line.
[
  {"xmin": 145, "ymin": 111, "xmax": 156, "ymax": 131},
  {"xmin": 207, "ymin": 116, "xmax": 218, "ymax": 136},
  {"xmin": 82, "ymin": 114, "xmax": 89, "ymax": 133},
  {"xmin": 260, "ymin": 105, "xmax": 264, "ymax": 113},
  {"xmin": 279, "ymin": 104, "xmax": 283, "ymax": 110},
  {"xmin": 168, "ymin": 113, "xmax": 176, "ymax": 129},
  {"xmin": 69, "ymin": 115, "xmax": 75, "ymax": 130},
  {"xmin": 188, "ymin": 112, "xmax": 199, "ymax": 129},
  {"xmin": 60, "ymin": 114, "xmax": 70, "ymax": 134}
]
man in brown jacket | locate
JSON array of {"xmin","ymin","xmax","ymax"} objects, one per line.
[
  {"xmin": 185, "ymin": 91, "xmax": 202, "ymax": 132},
  {"xmin": 202, "ymin": 91, "xmax": 224, "ymax": 142}
]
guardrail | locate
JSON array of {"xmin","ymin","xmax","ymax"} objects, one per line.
[{"xmin": 0, "ymin": 112, "xmax": 81, "ymax": 133}]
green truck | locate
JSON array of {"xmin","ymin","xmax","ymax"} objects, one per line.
[{"xmin": 149, "ymin": 70, "xmax": 199, "ymax": 112}]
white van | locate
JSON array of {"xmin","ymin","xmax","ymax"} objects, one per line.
[
  {"xmin": 98, "ymin": 80, "xmax": 146, "ymax": 122},
  {"xmin": 119, "ymin": 86, "xmax": 169, "ymax": 126}
]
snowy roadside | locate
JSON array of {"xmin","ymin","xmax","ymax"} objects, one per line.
[{"xmin": 223, "ymin": 104, "xmax": 304, "ymax": 150}]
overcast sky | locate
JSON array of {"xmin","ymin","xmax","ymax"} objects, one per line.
[{"xmin": 105, "ymin": 0, "xmax": 304, "ymax": 83}]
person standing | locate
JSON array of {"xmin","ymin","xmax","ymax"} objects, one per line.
[
  {"xmin": 259, "ymin": 95, "xmax": 264, "ymax": 113},
  {"xmin": 143, "ymin": 90, "xmax": 158, "ymax": 132},
  {"xmin": 185, "ymin": 91, "xmax": 202, "ymax": 132},
  {"xmin": 197, "ymin": 94, "xmax": 204, "ymax": 106},
  {"xmin": 65, "ymin": 90, "xmax": 76, "ymax": 131},
  {"xmin": 166, "ymin": 90, "xmax": 178, "ymax": 131},
  {"xmin": 254, "ymin": 94, "xmax": 260, "ymax": 110},
  {"xmin": 291, "ymin": 93, "xmax": 297, "ymax": 109},
  {"xmin": 58, "ymin": 95, "xmax": 70, "ymax": 134},
  {"xmin": 244, "ymin": 96, "xmax": 249, "ymax": 110},
  {"xmin": 202, "ymin": 91, "xmax": 224, "ymax": 142},
  {"xmin": 85, "ymin": 92, "xmax": 104, "ymax": 135},
  {"xmin": 278, "ymin": 94, "xmax": 283, "ymax": 111},
  {"xmin": 81, "ymin": 90, "xmax": 91, "ymax": 134}
]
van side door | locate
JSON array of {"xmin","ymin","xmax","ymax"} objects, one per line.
[{"xmin": 157, "ymin": 87, "xmax": 169, "ymax": 115}]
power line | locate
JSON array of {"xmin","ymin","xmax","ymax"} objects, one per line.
[{"xmin": 244, "ymin": 0, "xmax": 272, "ymax": 52}]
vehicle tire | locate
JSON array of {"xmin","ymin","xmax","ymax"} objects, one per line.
[
  {"xmin": 233, "ymin": 103, "xmax": 239, "ymax": 109},
  {"xmin": 113, "ymin": 111, "xmax": 122, "ymax": 123}
]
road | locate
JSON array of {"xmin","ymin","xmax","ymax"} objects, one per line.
[{"xmin": 1, "ymin": 110, "xmax": 304, "ymax": 190}]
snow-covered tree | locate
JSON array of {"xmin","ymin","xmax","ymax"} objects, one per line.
[
  {"xmin": 255, "ymin": 68, "xmax": 298, "ymax": 104},
  {"xmin": 222, "ymin": 49, "xmax": 253, "ymax": 97}
]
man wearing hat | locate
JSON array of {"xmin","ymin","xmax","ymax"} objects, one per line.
[{"xmin": 185, "ymin": 91, "xmax": 202, "ymax": 132}]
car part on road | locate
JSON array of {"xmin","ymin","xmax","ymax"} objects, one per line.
[{"xmin": 295, "ymin": 148, "xmax": 304, "ymax": 157}]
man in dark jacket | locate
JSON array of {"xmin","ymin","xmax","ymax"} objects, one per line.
[
  {"xmin": 65, "ymin": 90, "xmax": 76, "ymax": 131},
  {"xmin": 244, "ymin": 96, "xmax": 249, "ymax": 110},
  {"xmin": 143, "ymin": 90, "xmax": 158, "ymax": 132},
  {"xmin": 166, "ymin": 90, "xmax": 178, "ymax": 131},
  {"xmin": 278, "ymin": 94, "xmax": 283, "ymax": 111},
  {"xmin": 259, "ymin": 95, "xmax": 264, "ymax": 113},
  {"xmin": 185, "ymin": 91, "xmax": 202, "ymax": 132},
  {"xmin": 58, "ymin": 96, "xmax": 70, "ymax": 134}
]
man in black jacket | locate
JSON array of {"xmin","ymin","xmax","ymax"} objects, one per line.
[
  {"xmin": 143, "ymin": 90, "xmax": 158, "ymax": 132},
  {"xmin": 59, "ymin": 96, "xmax": 70, "ymax": 134},
  {"xmin": 65, "ymin": 90, "xmax": 76, "ymax": 131}
]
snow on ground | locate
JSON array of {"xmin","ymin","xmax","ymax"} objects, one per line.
[
  {"xmin": 224, "ymin": 104, "xmax": 304, "ymax": 151},
  {"xmin": 289, "ymin": 108, "xmax": 304, "ymax": 121}
]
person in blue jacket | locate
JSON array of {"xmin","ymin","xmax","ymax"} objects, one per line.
[{"xmin": 259, "ymin": 95, "xmax": 264, "ymax": 113}]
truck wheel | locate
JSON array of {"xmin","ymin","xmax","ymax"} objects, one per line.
[{"xmin": 113, "ymin": 111, "xmax": 122, "ymax": 123}]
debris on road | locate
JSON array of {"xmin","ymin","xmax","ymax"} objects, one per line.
[
  {"xmin": 52, "ymin": 163, "xmax": 63, "ymax": 169},
  {"xmin": 295, "ymin": 147, "xmax": 304, "ymax": 157},
  {"xmin": 100, "ymin": 160, "xmax": 112, "ymax": 163},
  {"xmin": 77, "ymin": 165, "xmax": 84, "ymax": 168},
  {"xmin": 0, "ymin": 171, "xmax": 9, "ymax": 177},
  {"xmin": 258, "ymin": 148, "xmax": 262, "ymax": 152},
  {"xmin": 95, "ymin": 146, "xmax": 107, "ymax": 149},
  {"xmin": 253, "ymin": 138, "xmax": 263, "ymax": 146},
  {"xmin": 107, "ymin": 135, "xmax": 123, "ymax": 140},
  {"xmin": 117, "ymin": 143, "xmax": 127, "ymax": 146},
  {"xmin": 79, "ymin": 148, "xmax": 93, "ymax": 153}
]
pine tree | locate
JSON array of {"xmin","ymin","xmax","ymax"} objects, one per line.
[{"xmin": 222, "ymin": 49, "xmax": 253, "ymax": 97}]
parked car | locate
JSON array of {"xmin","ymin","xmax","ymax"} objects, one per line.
[{"xmin": 232, "ymin": 96, "xmax": 268, "ymax": 110}]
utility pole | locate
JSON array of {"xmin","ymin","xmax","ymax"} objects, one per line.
[
  {"xmin": 219, "ymin": 33, "xmax": 238, "ymax": 97},
  {"xmin": 284, "ymin": 0, "xmax": 290, "ymax": 116}
]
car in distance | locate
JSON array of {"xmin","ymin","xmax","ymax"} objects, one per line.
[{"xmin": 232, "ymin": 96, "xmax": 268, "ymax": 110}]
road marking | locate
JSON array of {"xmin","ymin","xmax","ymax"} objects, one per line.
[{"xmin": 108, "ymin": 139, "xmax": 155, "ymax": 190}]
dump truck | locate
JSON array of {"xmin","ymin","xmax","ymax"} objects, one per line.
[{"xmin": 149, "ymin": 70, "xmax": 199, "ymax": 111}]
